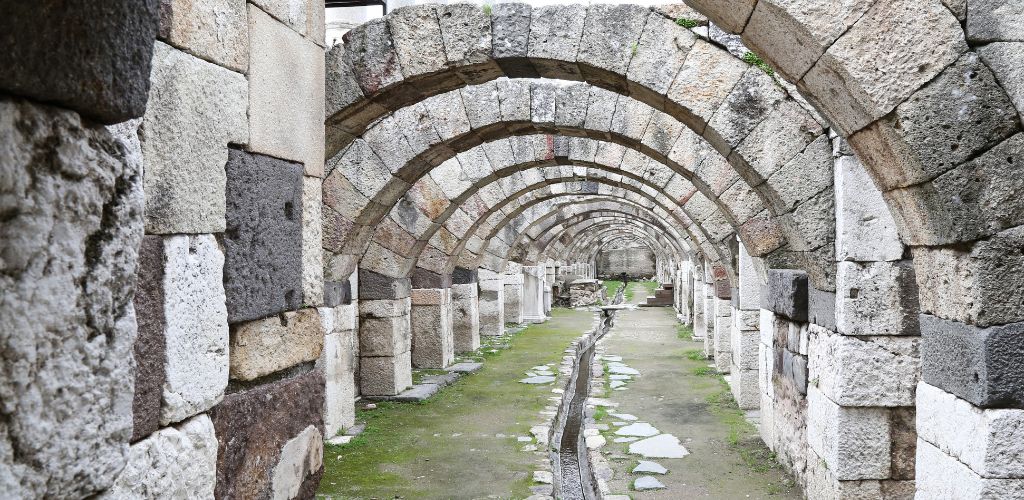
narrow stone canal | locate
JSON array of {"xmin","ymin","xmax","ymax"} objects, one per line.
[{"xmin": 317, "ymin": 308, "xmax": 594, "ymax": 499}]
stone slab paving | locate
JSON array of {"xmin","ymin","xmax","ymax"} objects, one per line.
[
  {"xmin": 318, "ymin": 309, "xmax": 594, "ymax": 498},
  {"xmin": 591, "ymin": 288, "xmax": 800, "ymax": 499}
]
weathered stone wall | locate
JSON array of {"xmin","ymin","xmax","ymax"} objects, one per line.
[{"xmin": 596, "ymin": 246, "xmax": 657, "ymax": 279}]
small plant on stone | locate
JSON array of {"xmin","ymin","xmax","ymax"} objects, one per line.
[
  {"xmin": 481, "ymin": 3, "xmax": 492, "ymax": 16},
  {"xmin": 742, "ymin": 51, "xmax": 775, "ymax": 78},
  {"xmin": 630, "ymin": 42, "xmax": 638, "ymax": 56},
  {"xmin": 675, "ymin": 17, "xmax": 699, "ymax": 28}
]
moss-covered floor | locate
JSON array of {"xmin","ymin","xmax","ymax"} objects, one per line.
[{"xmin": 317, "ymin": 308, "xmax": 594, "ymax": 499}]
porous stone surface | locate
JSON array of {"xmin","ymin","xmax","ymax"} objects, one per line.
[
  {"xmin": 833, "ymin": 155, "xmax": 903, "ymax": 262},
  {"xmin": 764, "ymin": 269, "xmax": 808, "ymax": 322},
  {"xmin": 411, "ymin": 289, "xmax": 455, "ymax": 369},
  {"xmin": 230, "ymin": 309, "xmax": 325, "ymax": 381},
  {"xmin": 835, "ymin": 260, "xmax": 919, "ymax": 337},
  {"xmin": 916, "ymin": 438, "xmax": 1024, "ymax": 498},
  {"xmin": 806, "ymin": 387, "xmax": 891, "ymax": 480},
  {"xmin": 1, "ymin": 98, "xmax": 143, "ymax": 498},
  {"xmin": 808, "ymin": 326, "xmax": 920, "ymax": 407},
  {"xmin": 980, "ymin": 43, "xmax": 1024, "ymax": 121},
  {"xmin": 361, "ymin": 350, "xmax": 413, "ymax": 396},
  {"xmin": 248, "ymin": 3, "xmax": 326, "ymax": 177},
  {"xmin": 359, "ymin": 312, "xmax": 411, "ymax": 357},
  {"xmin": 319, "ymin": 322, "xmax": 357, "ymax": 437},
  {"xmin": 302, "ymin": 176, "xmax": 325, "ymax": 307},
  {"xmin": 210, "ymin": 369, "xmax": 325, "ymax": 499},
  {"xmin": 452, "ymin": 283, "xmax": 481, "ymax": 353},
  {"xmin": 99, "ymin": 414, "xmax": 218, "ymax": 499},
  {"xmin": 271, "ymin": 424, "xmax": 324, "ymax": 500},
  {"xmin": 161, "ymin": 235, "xmax": 230, "ymax": 425},
  {"xmin": 133, "ymin": 236, "xmax": 168, "ymax": 442},
  {"xmin": 143, "ymin": 41, "xmax": 248, "ymax": 234},
  {"xmin": 966, "ymin": 0, "xmax": 1024, "ymax": 42},
  {"xmin": 223, "ymin": 149, "xmax": 304, "ymax": 323},
  {"xmin": 920, "ymin": 314, "xmax": 1024, "ymax": 409},
  {"xmin": 158, "ymin": 0, "xmax": 248, "ymax": 72},
  {"xmin": 0, "ymin": 0, "xmax": 159, "ymax": 123}
]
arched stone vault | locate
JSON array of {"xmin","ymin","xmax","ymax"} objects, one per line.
[{"xmin": 538, "ymin": 217, "xmax": 685, "ymax": 270}]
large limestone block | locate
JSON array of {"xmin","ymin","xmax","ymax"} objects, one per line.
[
  {"xmin": 835, "ymin": 260, "xmax": 919, "ymax": 337},
  {"xmin": 360, "ymin": 297, "xmax": 412, "ymax": 319},
  {"xmin": 100, "ymin": 414, "xmax": 217, "ymax": 499},
  {"xmin": 667, "ymin": 40, "xmax": 748, "ymax": 129},
  {"xmin": 504, "ymin": 283, "xmax": 524, "ymax": 324},
  {"xmin": 916, "ymin": 438, "xmax": 1024, "ymax": 498},
  {"xmin": 387, "ymin": 5, "xmax": 447, "ymax": 79},
  {"xmin": 248, "ymin": 4, "xmax": 326, "ymax": 177},
  {"xmin": 271, "ymin": 424, "xmax": 324, "ymax": 500},
  {"xmin": 917, "ymin": 382, "xmax": 1024, "ymax": 479},
  {"xmin": 980, "ymin": 43, "xmax": 1024, "ymax": 120},
  {"xmin": 360, "ymin": 351, "xmax": 413, "ymax": 396},
  {"xmin": 210, "ymin": 370, "xmax": 325, "ymax": 499},
  {"xmin": 0, "ymin": 98, "xmax": 143, "ymax": 498},
  {"xmin": 223, "ymin": 150, "xmax": 304, "ymax": 323},
  {"xmin": 342, "ymin": 18, "xmax": 402, "ymax": 95},
  {"xmin": 230, "ymin": 309, "xmax": 325, "ymax": 381},
  {"xmin": 577, "ymin": 3, "xmax": 649, "ymax": 90},
  {"xmin": 411, "ymin": 289, "xmax": 455, "ymax": 369},
  {"xmin": 808, "ymin": 327, "xmax": 920, "ymax": 407},
  {"xmin": 359, "ymin": 315, "xmax": 412, "ymax": 357},
  {"xmin": 806, "ymin": 387, "xmax": 891, "ymax": 480},
  {"xmin": 800, "ymin": 0, "xmax": 966, "ymax": 133},
  {"xmin": 452, "ymin": 283, "xmax": 481, "ymax": 353},
  {"xmin": 833, "ymin": 155, "xmax": 903, "ymax": 262},
  {"xmin": 250, "ymin": 0, "xmax": 308, "ymax": 38},
  {"xmin": 143, "ymin": 41, "xmax": 248, "ymax": 234},
  {"xmin": 302, "ymin": 176, "xmax": 325, "ymax": 306},
  {"xmin": 527, "ymin": 4, "xmax": 587, "ymax": 79},
  {"xmin": 626, "ymin": 12, "xmax": 695, "ymax": 102},
  {"xmin": 162, "ymin": 235, "xmax": 230, "ymax": 425},
  {"xmin": 0, "ymin": 0, "xmax": 158, "ymax": 123},
  {"xmin": 729, "ymin": 367, "xmax": 760, "ymax": 410},
  {"xmin": 319, "ymin": 330, "xmax": 356, "ymax": 437},
  {"xmin": 158, "ymin": 0, "xmax": 248, "ymax": 72}
]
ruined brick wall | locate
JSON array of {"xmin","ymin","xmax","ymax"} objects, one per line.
[{"xmin": 596, "ymin": 247, "xmax": 656, "ymax": 279}]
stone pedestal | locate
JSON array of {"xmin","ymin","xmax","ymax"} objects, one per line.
[
  {"xmin": 479, "ymin": 270, "xmax": 506, "ymax": 336},
  {"xmin": 503, "ymin": 272, "xmax": 524, "ymax": 325},
  {"xmin": 410, "ymin": 288, "xmax": 454, "ymax": 369},
  {"xmin": 358, "ymin": 298, "xmax": 412, "ymax": 396},
  {"xmin": 451, "ymin": 283, "xmax": 481, "ymax": 353},
  {"xmin": 522, "ymin": 266, "xmax": 546, "ymax": 322}
]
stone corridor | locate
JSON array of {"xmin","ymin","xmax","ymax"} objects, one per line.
[{"xmin": 3, "ymin": 1, "xmax": 1024, "ymax": 499}]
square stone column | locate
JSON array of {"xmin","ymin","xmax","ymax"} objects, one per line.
[
  {"xmin": 703, "ymin": 280, "xmax": 716, "ymax": 357},
  {"xmin": 522, "ymin": 266, "xmax": 546, "ymax": 322},
  {"xmin": 503, "ymin": 272, "xmax": 524, "ymax": 325},
  {"xmin": 318, "ymin": 302, "xmax": 356, "ymax": 437},
  {"xmin": 544, "ymin": 265, "xmax": 555, "ymax": 314},
  {"xmin": 478, "ymin": 269, "xmax": 505, "ymax": 336},
  {"xmin": 410, "ymin": 288, "xmax": 454, "ymax": 369},
  {"xmin": 451, "ymin": 283, "xmax": 480, "ymax": 353},
  {"xmin": 713, "ymin": 297, "xmax": 733, "ymax": 373},
  {"xmin": 692, "ymin": 274, "xmax": 706, "ymax": 340},
  {"xmin": 358, "ymin": 296, "xmax": 412, "ymax": 396}
]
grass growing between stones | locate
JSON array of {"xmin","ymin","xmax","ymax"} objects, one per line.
[
  {"xmin": 604, "ymin": 280, "xmax": 624, "ymax": 301},
  {"xmin": 677, "ymin": 323, "xmax": 694, "ymax": 341},
  {"xmin": 317, "ymin": 308, "xmax": 593, "ymax": 499}
]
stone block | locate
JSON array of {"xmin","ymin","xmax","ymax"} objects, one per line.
[
  {"xmin": 527, "ymin": 4, "xmax": 587, "ymax": 79},
  {"xmin": 490, "ymin": 3, "xmax": 535, "ymax": 76},
  {"xmin": 302, "ymin": 176, "xmax": 325, "ymax": 307},
  {"xmin": 143, "ymin": 41, "xmax": 248, "ymax": 234},
  {"xmin": 504, "ymin": 283, "xmax": 524, "ymax": 324},
  {"xmin": 319, "ymin": 331, "xmax": 356, "ymax": 437},
  {"xmin": 917, "ymin": 382, "xmax": 1024, "ymax": 478},
  {"xmin": 342, "ymin": 18, "xmax": 402, "ymax": 95},
  {"xmin": 835, "ymin": 260, "xmax": 919, "ymax": 336},
  {"xmin": 452, "ymin": 266, "xmax": 478, "ymax": 284},
  {"xmin": 764, "ymin": 269, "xmax": 808, "ymax": 322},
  {"xmin": 967, "ymin": 0, "xmax": 1024, "ymax": 42},
  {"xmin": 807, "ymin": 387, "xmax": 891, "ymax": 480},
  {"xmin": 920, "ymin": 314, "xmax": 1024, "ymax": 409},
  {"xmin": 577, "ymin": 3, "xmax": 648, "ymax": 90},
  {"xmin": 361, "ymin": 351, "xmax": 413, "ymax": 396},
  {"xmin": 223, "ymin": 149, "xmax": 304, "ymax": 323},
  {"xmin": 248, "ymin": 4, "xmax": 326, "ymax": 177},
  {"xmin": 438, "ymin": 3, "xmax": 494, "ymax": 73},
  {"xmin": 980, "ymin": 43, "xmax": 1024, "ymax": 121},
  {"xmin": 387, "ymin": 5, "xmax": 447, "ymax": 79},
  {"xmin": 626, "ymin": 12, "xmax": 695, "ymax": 101},
  {"xmin": 916, "ymin": 438, "xmax": 1024, "ymax": 498},
  {"xmin": 809, "ymin": 327, "xmax": 920, "ymax": 407},
  {"xmin": 807, "ymin": 287, "xmax": 836, "ymax": 332},
  {"xmin": 359, "ymin": 315, "xmax": 412, "ymax": 357},
  {"xmin": 230, "ymin": 309, "xmax": 325, "ymax": 381},
  {"xmin": 250, "ymin": 0, "xmax": 308, "ymax": 37},
  {"xmin": 0, "ymin": 99, "xmax": 142, "ymax": 498},
  {"xmin": 706, "ymin": 67, "xmax": 786, "ymax": 150},
  {"xmin": 452, "ymin": 283, "xmax": 481, "ymax": 353},
  {"xmin": 731, "ymin": 325, "xmax": 760, "ymax": 370},
  {"xmin": 359, "ymin": 268, "xmax": 412, "ymax": 300},
  {"xmin": 210, "ymin": 370, "xmax": 325, "ymax": 499},
  {"xmin": 360, "ymin": 298, "xmax": 412, "ymax": 319},
  {"xmin": 133, "ymin": 236, "xmax": 167, "ymax": 442},
  {"xmin": 158, "ymin": 0, "xmax": 248, "ymax": 72},
  {"xmin": 834, "ymin": 155, "xmax": 904, "ymax": 261},
  {"xmin": 411, "ymin": 292, "xmax": 455, "ymax": 369},
  {"xmin": 0, "ymin": 0, "xmax": 158, "ymax": 123},
  {"xmin": 99, "ymin": 414, "xmax": 217, "ymax": 499},
  {"xmin": 729, "ymin": 367, "xmax": 760, "ymax": 410},
  {"xmin": 271, "ymin": 424, "xmax": 323, "ymax": 500}
]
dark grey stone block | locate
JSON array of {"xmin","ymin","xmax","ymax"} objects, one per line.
[
  {"xmin": 479, "ymin": 289, "xmax": 500, "ymax": 301},
  {"xmin": 921, "ymin": 314, "xmax": 1024, "ymax": 409},
  {"xmin": 0, "ymin": 0, "xmax": 158, "ymax": 123},
  {"xmin": 411, "ymin": 267, "xmax": 451, "ymax": 289},
  {"xmin": 359, "ymin": 268, "xmax": 411, "ymax": 300},
  {"xmin": 223, "ymin": 149, "xmax": 304, "ymax": 323},
  {"xmin": 451, "ymin": 266, "xmax": 478, "ymax": 284},
  {"xmin": 792, "ymin": 354, "xmax": 808, "ymax": 396},
  {"xmin": 324, "ymin": 279, "xmax": 352, "ymax": 307},
  {"xmin": 132, "ymin": 235, "xmax": 166, "ymax": 443},
  {"xmin": 766, "ymin": 269, "xmax": 808, "ymax": 322},
  {"xmin": 808, "ymin": 287, "xmax": 836, "ymax": 332}
]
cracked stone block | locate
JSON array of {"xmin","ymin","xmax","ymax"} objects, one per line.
[
  {"xmin": 224, "ymin": 149, "xmax": 304, "ymax": 323},
  {"xmin": 360, "ymin": 351, "xmax": 413, "ymax": 396},
  {"xmin": 387, "ymin": 4, "xmax": 447, "ymax": 79},
  {"xmin": 452, "ymin": 283, "xmax": 481, "ymax": 353},
  {"xmin": 577, "ymin": 3, "xmax": 648, "ymax": 90},
  {"xmin": 248, "ymin": 4, "xmax": 326, "ymax": 177},
  {"xmin": 143, "ymin": 41, "xmax": 248, "ymax": 234},
  {"xmin": 835, "ymin": 260, "xmax": 919, "ymax": 337},
  {"xmin": 967, "ymin": 0, "xmax": 1024, "ymax": 42},
  {"xmin": 527, "ymin": 4, "xmax": 587, "ymax": 79},
  {"xmin": 917, "ymin": 382, "xmax": 1024, "ymax": 478},
  {"xmin": 0, "ymin": 98, "xmax": 143, "ymax": 498},
  {"xmin": 250, "ymin": 0, "xmax": 308, "ymax": 37},
  {"xmin": 980, "ymin": 43, "xmax": 1024, "ymax": 122},
  {"xmin": 0, "ymin": 0, "xmax": 158, "ymax": 123},
  {"xmin": 230, "ymin": 309, "xmax": 325, "ymax": 381},
  {"xmin": 99, "ymin": 414, "xmax": 217, "ymax": 499},
  {"xmin": 764, "ymin": 269, "xmax": 808, "ymax": 322},
  {"xmin": 210, "ymin": 369, "xmax": 325, "ymax": 499},
  {"xmin": 158, "ymin": 0, "xmax": 248, "ymax": 72},
  {"xmin": 342, "ymin": 17, "xmax": 402, "ymax": 95},
  {"xmin": 809, "ymin": 327, "xmax": 920, "ymax": 407},
  {"xmin": 161, "ymin": 235, "xmax": 230, "ymax": 425},
  {"xmin": 916, "ymin": 438, "xmax": 1024, "ymax": 498},
  {"xmin": 271, "ymin": 424, "xmax": 323, "ymax": 500},
  {"xmin": 920, "ymin": 314, "xmax": 1024, "ymax": 409},
  {"xmin": 359, "ymin": 268, "xmax": 412, "ymax": 300},
  {"xmin": 807, "ymin": 387, "xmax": 891, "ymax": 480},
  {"xmin": 411, "ymin": 289, "xmax": 455, "ymax": 369}
]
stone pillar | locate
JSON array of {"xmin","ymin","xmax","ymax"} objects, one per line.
[
  {"xmin": 544, "ymin": 264, "xmax": 555, "ymax": 314},
  {"xmin": 318, "ymin": 299, "xmax": 356, "ymax": 438},
  {"xmin": 357, "ymin": 270, "xmax": 413, "ymax": 396},
  {"xmin": 730, "ymin": 243, "xmax": 762, "ymax": 409},
  {"xmin": 522, "ymin": 266, "xmax": 546, "ymax": 322},
  {"xmin": 692, "ymin": 268, "xmax": 706, "ymax": 340},
  {"xmin": 503, "ymin": 272, "xmax": 524, "ymax": 325},
  {"xmin": 451, "ymin": 267, "xmax": 480, "ymax": 354},
  {"xmin": 713, "ymin": 297, "xmax": 732, "ymax": 373},
  {"xmin": 478, "ymin": 268, "xmax": 505, "ymax": 336},
  {"xmin": 410, "ymin": 288, "xmax": 454, "ymax": 369},
  {"xmin": 702, "ymin": 265, "xmax": 716, "ymax": 357}
]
